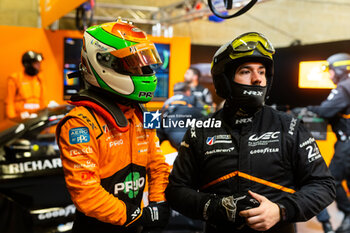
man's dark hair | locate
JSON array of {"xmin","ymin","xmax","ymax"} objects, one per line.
[{"xmin": 189, "ymin": 66, "xmax": 201, "ymax": 79}]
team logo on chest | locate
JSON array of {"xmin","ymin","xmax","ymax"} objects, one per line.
[{"xmin": 206, "ymin": 135, "xmax": 232, "ymax": 145}]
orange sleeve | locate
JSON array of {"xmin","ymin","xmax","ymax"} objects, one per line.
[
  {"xmin": 57, "ymin": 117, "xmax": 129, "ymax": 225},
  {"xmin": 147, "ymin": 131, "xmax": 170, "ymax": 202},
  {"xmin": 6, "ymin": 76, "xmax": 17, "ymax": 119}
]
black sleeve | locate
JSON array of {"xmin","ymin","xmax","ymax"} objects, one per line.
[
  {"xmin": 278, "ymin": 122, "xmax": 335, "ymax": 222},
  {"xmin": 307, "ymin": 86, "xmax": 348, "ymax": 118},
  {"xmin": 165, "ymin": 127, "xmax": 211, "ymax": 220}
]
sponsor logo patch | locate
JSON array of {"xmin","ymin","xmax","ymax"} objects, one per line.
[
  {"xmin": 249, "ymin": 132, "xmax": 280, "ymax": 141},
  {"xmin": 235, "ymin": 117, "xmax": 253, "ymax": 124},
  {"xmin": 114, "ymin": 172, "xmax": 145, "ymax": 198},
  {"xmin": 288, "ymin": 118, "xmax": 297, "ymax": 135},
  {"xmin": 109, "ymin": 139, "xmax": 124, "ymax": 148},
  {"xmin": 69, "ymin": 146, "xmax": 93, "ymax": 157},
  {"xmin": 305, "ymin": 144, "xmax": 322, "ymax": 162},
  {"xmin": 206, "ymin": 135, "xmax": 232, "ymax": 145},
  {"xmin": 102, "ymin": 124, "xmax": 109, "ymax": 133},
  {"xmin": 191, "ymin": 127, "xmax": 196, "ymax": 138},
  {"xmin": 77, "ymin": 114, "xmax": 96, "ymax": 130},
  {"xmin": 248, "ymin": 132, "xmax": 280, "ymax": 147},
  {"xmin": 299, "ymin": 137, "xmax": 315, "ymax": 148},
  {"xmin": 138, "ymin": 148, "xmax": 148, "ymax": 153},
  {"xmin": 250, "ymin": 147, "xmax": 279, "ymax": 155},
  {"xmin": 243, "ymin": 90, "xmax": 263, "ymax": 96},
  {"xmin": 33, "ymin": 204, "xmax": 76, "ymax": 220},
  {"xmin": 204, "ymin": 147, "xmax": 235, "ymax": 155},
  {"xmin": 69, "ymin": 127, "xmax": 90, "ymax": 144},
  {"xmin": 74, "ymin": 160, "xmax": 96, "ymax": 169}
]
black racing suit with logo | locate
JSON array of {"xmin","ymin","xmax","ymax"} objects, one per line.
[
  {"xmin": 308, "ymin": 78, "xmax": 350, "ymax": 215},
  {"xmin": 165, "ymin": 105, "xmax": 335, "ymax": 233}
]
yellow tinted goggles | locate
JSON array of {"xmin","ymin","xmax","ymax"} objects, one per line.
[{"xmin": 229, "ymin": 32, "xmax": 275, "ymax": 59}]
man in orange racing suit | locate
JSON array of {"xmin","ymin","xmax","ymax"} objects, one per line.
[
  {"xmin": 56, "ymin": 20, "xmax": 170, "ymax": 233},
  {"xmin": 6, "ymin": 51, "xmax": 44, "ymax": 119}
]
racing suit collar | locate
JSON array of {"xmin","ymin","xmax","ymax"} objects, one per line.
[
  {"xmin": 117, "ymin": 103, "xmax": 135, "ymax": 120},
  {"xmin": 69, "ymin": 89, "xmax": 130, "ymax": 132},
  {"xmin": 222, "ymin": 101, "xmax": 262, "ymax": 128}
]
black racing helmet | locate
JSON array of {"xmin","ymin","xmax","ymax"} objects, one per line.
[
  {"xmin": 22, "ymin": 51, "xmax": 43, "ymax": 76},
  {"xmin": 323, "ymin": 53, "xmax": 350, "ymax": 84},
  {"xmin": 22, "ymin": 51, "xmax": 43, "ymax": 67},
  {"xmin": 211, "ymin": 32, "xmax": 275, "ymax": 99}
]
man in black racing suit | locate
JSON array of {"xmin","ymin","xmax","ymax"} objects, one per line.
[
  {"xmin": 307, "ymin": 53, "xmax": 350, "ymax": 233},
  {"xmin": 165, "ymin": 32, "xmax": 335, "ymax": 233}
]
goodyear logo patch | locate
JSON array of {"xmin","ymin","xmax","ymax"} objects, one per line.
[{"xmin": 69, "ymin": 127, "xmax": 90, "ymax": 144}]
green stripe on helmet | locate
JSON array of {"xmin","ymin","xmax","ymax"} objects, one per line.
[{"xmin": 87, "ymin": 25, "xmax": 137, "ymax": 49}]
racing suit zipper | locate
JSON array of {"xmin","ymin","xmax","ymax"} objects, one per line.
[
  {"xmin": 238, "ymin": 131, "xmax": 242, "ymax": 194},
  {"xmin": 239, "ymin": 125, "xmax": 253, "ymax": 193},
  {"xmin": 129, "ymin": 119, "xmax": 136, "ymax": 201}
]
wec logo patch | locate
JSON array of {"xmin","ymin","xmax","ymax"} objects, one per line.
[{"xmin": 69, "ymin": 127, "xmax": 90, "ymax": 144}]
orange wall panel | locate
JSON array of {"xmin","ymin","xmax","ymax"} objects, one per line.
[
  {"xmin": 40, "ymin": 0, "xmax": 87, "ymax": 28},
  {"xmin": 0, "ymin": 26, "xmax": 191, "ymax": 120}
]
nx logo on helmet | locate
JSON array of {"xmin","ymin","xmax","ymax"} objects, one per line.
[
  {"xmin": 114, "ymin": 172, "xmax": 145, "ymax": 198},
  {"xmin": 139, "ymin": 91, "xmax": 153, "ymax": 98},
  {"xmin": 243, "ymin": 90, "xmax": 263, "ymax": 96}
]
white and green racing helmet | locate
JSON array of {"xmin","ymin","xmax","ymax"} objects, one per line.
[{"xmin": 81, "ymin": 19, "xmax": 162, "ymax": 103}]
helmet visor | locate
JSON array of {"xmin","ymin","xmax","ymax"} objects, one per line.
[
  {"xmin": 230, "ymin": 32, "xmax": 275, "ymax": 58},
  {"xmin": 97, "ymin": 42, "xmax": 162, "ymax": 76}
]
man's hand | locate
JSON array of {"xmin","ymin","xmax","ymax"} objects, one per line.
[
  {"xmin": 203, "ymin": 192, "xmax": 259, "ymax": 228},
  {"xmin": 141, "ymin": 202, "xmax": 170, "ymax": 228},
  {"xmin": 239, "ymin": 190, "xmax": 280, "ymax": 231},
  {"xmin": 124, "ymin": 202, "xmax": 170, "ymax": 229}
]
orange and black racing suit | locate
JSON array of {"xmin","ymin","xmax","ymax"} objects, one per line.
[
  {"xmin": 56, "ymin": 103, "xmax": 170, "ymax": 232},
  {"xmin": 6, "ymin": 71, "xmax": 44, "ymax": 119}
]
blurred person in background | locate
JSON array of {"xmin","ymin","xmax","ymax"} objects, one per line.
[
  {"xmin": 165, "ymin": 32, "xmax": 335, "ymax": 233},
  {"xmin": 157, "ymin": 81, "xmax": 205, "ymax": 149},
  {"xmin": 185, "ymin": 66, "xmax": 214, "ymax": 111},
  {"xmin": 307, "ymin": 53, "xmax": 350, "ymax": 233},
  {"xmin": 6, "ymin": 51, "xmax": 44, "ymax": 119},
  {"xmin": 56, "ymin": 20, "xmax": 170, "ymax": 233}
]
